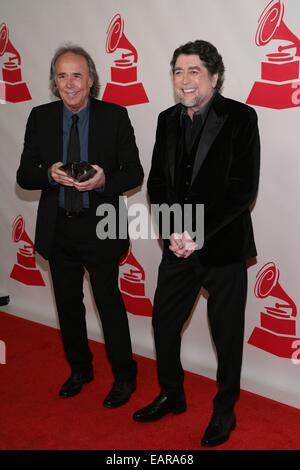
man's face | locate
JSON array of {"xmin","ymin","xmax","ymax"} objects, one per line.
[
  {"xmin": 55, "ymin": 52, "xmax": 93, "ymax": 113},
  {"xmin": 173, "ymin": 54, "xmax": 218, "ymax": 115}
]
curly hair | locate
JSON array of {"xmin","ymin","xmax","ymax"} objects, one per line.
[{"xmin": 170, "ymin": 40, "xmax": 225, "ymax": 92}]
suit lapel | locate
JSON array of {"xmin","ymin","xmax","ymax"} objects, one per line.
[
  {"xmin": 166, "ymin": 105, "xmax": 182, "ymax": 187},
  {"xmin": 191, "ymin": 96, "xmax": 228, "ymax": 185},
  {"xmin": 88, "ymin": 98, "xmax": 99, "ymax": 163},
  {"xmin": 47, "ymin": 100, "xmax": 63, "ymax": 164},
  {"xmin": 88, "ymin": 98, "xmax": 109, "ymax": 165}
]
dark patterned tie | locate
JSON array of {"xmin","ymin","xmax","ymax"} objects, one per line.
[{"xmin": 64, "ymin": 114, "xmax": 83, "ymax": 213}]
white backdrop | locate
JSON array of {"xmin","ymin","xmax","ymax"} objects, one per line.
[{"xmin": 1, "ymin": 0, "xmax": 300, "ymax": 409}]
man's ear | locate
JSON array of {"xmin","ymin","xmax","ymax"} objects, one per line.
[{"xmin": 212, "ymin": 73, "xmax": 218, "ymax": 89}]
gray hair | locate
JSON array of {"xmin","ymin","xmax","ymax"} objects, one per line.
[{"xmin": 49, "ymin": 44, "xmax": 100, "ymax": 98}]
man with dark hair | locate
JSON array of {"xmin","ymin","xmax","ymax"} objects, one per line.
[
  {"xmin": 133, "ymin": 40, "xmax": 260, "ymax": 447},
  {"xmin": 17, "ymin": 45, "xmax": 144, "ymax": 408}
]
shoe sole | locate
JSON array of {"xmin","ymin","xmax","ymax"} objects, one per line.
[{"xmin": 172, "ymin": 404, "xmax": 187, "ymax": 414}]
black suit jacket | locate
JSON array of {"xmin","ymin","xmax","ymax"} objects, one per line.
[
  {"xmin": 147, "ymin": 93, "xmax": 260, "ymax": 266},
  {"xmin": 17, "ymin": 98, "xmax": 144, "ymax": 260}
]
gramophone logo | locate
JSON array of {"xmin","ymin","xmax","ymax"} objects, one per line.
[
  {"xmin": 246, "ymin": 0, "xmax": 300, "ymax": 109},
  {"xmin": 248, "ymin": 262, "xmax": 299, "ymax": 358},
  {"xmin": 0, "ymin": 22, "xmax": 31, "ymax": 103},
  {"xmin": 119, "ymin": 242, "xmax": 152, "ymax": 316},
  {"xmin": 102, "ymin": 13, "xmax": 149, "ymax": 107},
  {"xmin": 10, "ymin": 215, "xmax": 45, "ymax": 286}
]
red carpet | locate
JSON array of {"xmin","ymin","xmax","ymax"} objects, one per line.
[{"xmin": 1, "ymin": 310, "xmax": 300, "ymax": 450}]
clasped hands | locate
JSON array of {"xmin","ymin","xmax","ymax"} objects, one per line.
[
  {"xmin": 49, "ymin": 162, "xmax": 105, "ymax": 191},
  {"xmin": 169, "ymin": 231, "xmax": 198, "ymax": 258}
]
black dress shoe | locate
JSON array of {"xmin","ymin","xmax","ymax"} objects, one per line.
[
  {"xmin": 59, "ymin": 369, "xmax": 94, "ymax": 398},
  {"xmin": 103, "ymin": 380, "xmax": 136, "ymax": 408},
  {"xmin": 133, "ymin": 393, "xmax": 186, "ymax": 422},
  {"xmin": 201, "ymin": 412, "xmax": 236, "ymax": 447}
]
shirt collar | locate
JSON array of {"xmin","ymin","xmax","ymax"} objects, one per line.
[
  {"xmin": 181, "ymin": 92, "xmax": 215, "ymax": 121},
  {"xmin": 63, "ymin": 98, "xmax": 90, "ymax": 121}
]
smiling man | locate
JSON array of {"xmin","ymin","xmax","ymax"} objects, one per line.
[
  {"xmin": 173, "ymin": 53, "xmax": 218, "ymax": 117},
  {"xmin": 55, "ymin": 52, "xmax": 92, "ymax": 113},
  {"xmin": 17, "ymin": 44, "xmax": 143, "ymax": 409},
  {"xmin": 133, "ymin": 40, "xmax": 260, "ymax": 448}
]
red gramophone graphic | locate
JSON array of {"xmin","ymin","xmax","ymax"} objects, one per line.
[
  {"xmin": 10, "ymin": 215, "xmax": 45, "ymax": 286},
  {"xmin": 248, "ymin": 262, "xmax": 300, "ymax": 358},
  {"xmin": 102, "ymin": 14, "xmax": 149, "ymax": 106},
  {"xmin": 119, "ymin": 242, "xmax": 152, "ymax": 316},
  {"xmin": 246, "ymin": 0, "xmax": 300, "ymax": 109},
  {"xmin": 0, "ymin": 23, "xmax": 31, "ymax": 103}
]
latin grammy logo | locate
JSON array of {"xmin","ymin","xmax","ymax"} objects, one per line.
[
  {"xmin": 0, "ymin": 22, "xmax": 31, "ymax": 103},
  {"xmin": 246, "ymin": 0, "xmax": 300, "ymax": 109},
  {"xmin": 119, "ymin": 242, "xmax": 152, "ymax": 316},
  {"xmin": 248, "ymin": 262, "xmax": 299, "ymax": 358},
  {"xmin": 10, "ymin": 215, "xmax": 45, "ymax": 286},
  {"xmin": 102, "ymin": 13, "xmax": 149, "ymax": 107}
]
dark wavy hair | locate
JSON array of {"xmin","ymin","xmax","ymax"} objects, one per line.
[
  {"xmin": 49, "ymin": 44, "xmax": 100, "ymax": 98},
  {"xmin": 170, "ymin": 40, "xmax": 225, "ymax": 92}
]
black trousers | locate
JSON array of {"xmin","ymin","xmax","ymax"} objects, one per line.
[
  {"xmin": 152, "ymin": 249, "xmax": 247, "ymax": 414},
  {"xmin": 49, "ymin": 210, "xmax": 136, "ymax": 382}
]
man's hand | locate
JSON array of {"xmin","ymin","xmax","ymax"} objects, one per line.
[
  {"xmin": 73, "ymin": 165, "xmax": 105, "ymax": 192},
  {"xmin": 169, "ymin": 231, "xmax": 197, "ymax": 258},
  {"xmin": 49, "ymin": 162, "xmax": 74, "ymax": 187},
  {"xmin": 49, "ymin": 163, "xmax": 105, "ymax": 191}
]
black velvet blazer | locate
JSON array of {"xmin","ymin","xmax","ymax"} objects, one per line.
[
  {"xmin": 17, "ymin": 98, "xmax": 144, "ymax": 260},
  {"xmin": 147, "ymin": 93, "xmax": 260, "ymax": 266}
]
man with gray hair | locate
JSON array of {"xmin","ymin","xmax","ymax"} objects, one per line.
[{"xmin": 17, "ymin": 45, "xmax": 143, "ymax": 407}]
